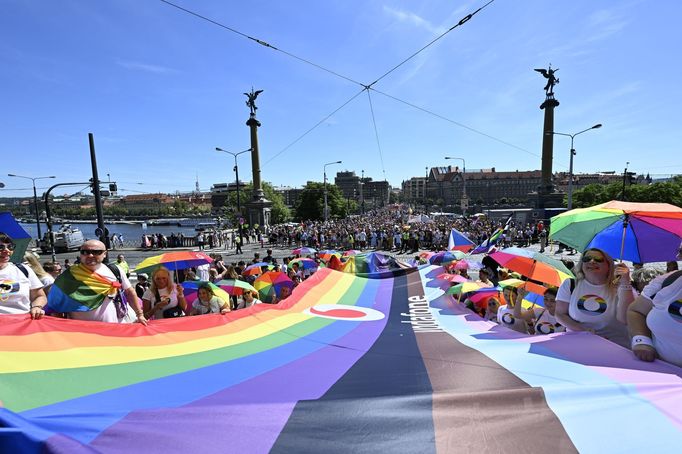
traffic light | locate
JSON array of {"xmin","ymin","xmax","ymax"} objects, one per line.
[
  {"xmin": 109, "ymin": 183, "xmax": 118, "ymax": 192},
  {"xmin": 626, "ymin": 172, "xmax": 637, "ymax": 185}
]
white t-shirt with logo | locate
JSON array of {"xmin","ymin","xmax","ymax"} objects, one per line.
[
  {"xmin": 533, "ymin": 308, "xmax": 566, "ymax": 335},
  {"xmin": 557, "ymin": 278, "xmax": 629, "ymax": 347},
  {"xmin": 642, "ymin": 273, "xmax": 682, "ymax": 367},
  {"xmin": 497, "ymin": 305, "xmax": 529, "ymax": 334},
  {"xmin": 0, "ymin": 263, "xmax": 44, "ymax": 314},
  {"xmin": 69, "ymin": 264, "xmax": 132, "ymax": 323}
]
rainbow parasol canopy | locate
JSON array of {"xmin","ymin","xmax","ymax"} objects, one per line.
[
  {"xmin": 214, "ymin": 279, "xmax": 257, "ymax": 296},
  {"xmin": 134, "ymin": 251, "xmax": 213, "ymax": 274},
  {"xmin": 489, "ymin": 247, "xmax": 573, "ymax": 294},
  {"xmin": 254, "ymin": 271, "xmax": 294, "ymax": 303},
  {"xmin": 549, "ymin": 201, "xmax": 682, "ymax": 262}
]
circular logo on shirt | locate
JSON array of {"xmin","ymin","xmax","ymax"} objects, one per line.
[
  {"xmin": 668, "ymin": 299, "xmax": 682, "ymax": 324},
  {"xmin": 0, "ymin": 280, "xmax": 20, "ymax": 302},
  {"xmin": 535, "ymin": 321, "xmax": 556, "ymax": 334},
  {"xmin": 501, "ymin": 312, "xmax": 515, "ymax": 325},
  {"xmin": 577, "ymin": 294, "xmax": 607, "ymax": 316},
  {"xmin": 304, "ymin": 304, "xmax": 385, "ymax": 321}
]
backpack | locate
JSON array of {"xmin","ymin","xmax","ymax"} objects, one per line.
[
  {"xmin": 15, "ymin": 263, "xmax": 30, "ymax": 278},
  {"xmin": 650, "ymin": 270, "xmax": 682, "ymax": 299},
  {"xmin": 106, "ymin": 263, "xmax": 128, "ymax": 319}
]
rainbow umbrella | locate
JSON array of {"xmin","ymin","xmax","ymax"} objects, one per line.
[
  {"xmin": 429, "ymin": 250, "xmax": 466, "ymax": 266},
  {"xmin": 293, "ymin": 247, "xmax": 316, "ymax": 255},
  {"xmin": 318, "ymin": 250, "xmax": 339, "ymax": 261},
  {"xmin": 0, "ymin": 212, "xmax": 32, "ymax": 263},
  {"xmin": 289, "ymin": 258, "xmax": 318, "ymax": 270},
  {"xmin": 497, "ymin": 278, "xmax": 526, "ymax": 289},
  {"xmin": 549, "ymin": 201, "xmax": 682, "ymax": 263},
  {"xmin": 134, "ymin": 251, "xmax": 213, "ymax": 274},
  {"xmin": 181, "ymin": 281, "xmax": 230, "ymax": 311},
  {"xmin": 243, "ymin": 262, "xmax": 273, "ymax": 277},
  {"xmin": 489, "ymin": 247, "xmax": 573, "ymax": 294},
  {"xmin": 254, "ymin": 271, "xmax": 294, "ymax": 303},
  {"xmin": 214, "ymin": 279, "xmax": 257, "ymax": 296},
  {"xmin": 446, "ymin": 281, "xmax": 492, "ymax": 295},
  {"xmin": 436, "ymin": 273, "xmax": 468, "ymax": 284}
]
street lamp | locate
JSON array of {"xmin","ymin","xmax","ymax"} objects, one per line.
[
  {"xmin": 216, "ymin": 147, "xmax": 252, "ymax": 245},
  {"xmin": 547, "ymin": 124, "xmax": 602, "ymax": 210},
  {"xmin": 323, "ymin": 160, "xmax": 342, "ymax": 222},
  {"xmin": 7, "ymin": 174, "xmax": 56, "ymax": 240},
  {"xmin": 445, "ymin": 157, "xmax": 467, "ymax": 216}
]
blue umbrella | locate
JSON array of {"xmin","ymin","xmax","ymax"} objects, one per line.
[{"xmin": 0, "ymin": 212, "xmax": 32, "ymax": 263}]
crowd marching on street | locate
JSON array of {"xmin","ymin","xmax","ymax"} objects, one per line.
[{"xmin": 2, "ymin": 205, "xmax": 682, "ymax": 369}]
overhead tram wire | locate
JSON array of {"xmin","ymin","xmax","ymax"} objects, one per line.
[
  {"xmin": 263, "ymin": 88, "xmax": 367, "ymax": 166},
  {"xmin": 370, "ymin": 88, "xmax": 544, "ymax": 161},
  {"xmin": 158, "ymin": 0, "xmax": 365, "ymax": 89},
  {"xmin": 366, "ymin": 0, "xmax": 496, "ymax": 89},
  {"xmin": 162, "ymin": 0, "xmax": 539, "ymax": 173},
  {"xmin": 365, "ymin": 90, "xmax": 387, "ymax": 178}
]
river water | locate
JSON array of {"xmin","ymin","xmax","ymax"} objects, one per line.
[{"xmin": 19, "ymin": 222, "xmax": 202, "ymax": 247}]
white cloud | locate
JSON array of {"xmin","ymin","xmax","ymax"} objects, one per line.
[
  {"xmin": 383, "ymin": 6, "xmax": 445, "ymax": 35},
  {"xmin": 116, "ymin": 59, "xmax": 177, "ymax": 74}
]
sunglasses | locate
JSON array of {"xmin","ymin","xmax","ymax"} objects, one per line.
[
  {"xmin": 80, "ymin": 249, "xmax": 106, "ymax": 256},
  {"xmin": 0, "ymin": 244, "xmax": 15, "ymax": 252},
  {"xmin": 582, "ymin": 255, "xmax": 605, "ymax": 263}
]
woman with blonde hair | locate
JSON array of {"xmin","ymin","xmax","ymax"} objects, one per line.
[
  {"xmin": 141, "ymin": 266, "xmax": 187, "ymax": 319},
  {"xmin": 24, "ymin": 252, "xmax": 54, "ymax": 291},
  {"xmin": 555, "ymin": 248, "xmax": 634, "ymax": 347}
]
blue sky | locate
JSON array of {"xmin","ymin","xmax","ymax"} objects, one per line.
[{"xmin": 2, "ymin": 0, "xmax": 680, "ymax": 198}]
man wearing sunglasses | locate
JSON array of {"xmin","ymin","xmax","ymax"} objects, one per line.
[
  {"xmin": 0, "ymin": 232, "xmax": 48, "ymax": 319},
  {"xmin": 47, "ymin": 239, "xmax": 147, "ymax": 324}
]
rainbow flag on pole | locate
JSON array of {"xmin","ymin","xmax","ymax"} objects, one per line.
[{"xmin": 1, "ymin": 266, "xmax": 681, "ymax": 453}]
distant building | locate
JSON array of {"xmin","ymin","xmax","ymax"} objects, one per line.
[
  {"xmin": 334, "ymin": 171, "xmax": 361, "ymax": 200},
  {"xmin": 401, "ymin": 176, "xmax": 427, "ymax": 203},
  {"xmin": 428, "ymin": 166, "xmax": 542, "ymax": 209},
  {"xmin": 273, "ymin": 185, "xmax": 304, "ymax": 208},
  {"xmin": 210, "ymin": 182, "xmax": 246, "ymax": 211},
  {"xmin": 121, "ymin": 193, "xmax": 175, "ymax": 212}
]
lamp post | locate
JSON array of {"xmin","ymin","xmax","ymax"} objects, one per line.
[
  {"xmin": 444, "ymin": 157, "xmax": 466, "ymax": 216},
  {"xmin": 216, "ymin": 147, "xmax": 252, "ymax": 245},
  {"xmin": 8, "ymin": 174, "xmax": 56, "ymax": 240},
  {"xmin": 323, "ymin": 160, "xmax": 342, "ymax": 222},
  {"xmin": 547, "ymin": 124, "xmax": 602, "ymax": 210}
]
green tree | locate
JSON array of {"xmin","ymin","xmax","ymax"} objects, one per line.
[
  {"xmin": 294, "ymin": 182, "xmax": 348, "ymax": 220},
  {"xmin": 572, "ymin": 180, "xmax": 682, "ymax": 208}
]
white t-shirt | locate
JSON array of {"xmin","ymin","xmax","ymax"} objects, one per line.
[
  {"xmin": 0, "ymin": 263, "xmax": 44, "ymax": 314},
  {"xmin": 196, "ymin": 263, "xmax": 210, "ymax": 282},
  {"xmin": 40, "ymin": 274, "xmax": 55, "ymax": 287},
  {"xmin": 557, "ymin": 278, "xmax": 629, "ymax": 347},
  {"xmin": 192, "ymin": 296, "xmax": 225, "ymax": 315},
  {"xmin": 497, "ymin": 305, "xmax": 529, "ymax": 334},
  {"xmin": 642, "ymin": 272, "xmax": 682, "ymax": 367},
  {"xmin": 143, "ymin": 286, "xmax": 181, "ymax": 319},
  {"xmin": 69, "ymin": 264, "xmax": 132, "ymax": 323},
  {"xmin": 533, "ymin": 308, "xmax": 566, "ymax": 335}
]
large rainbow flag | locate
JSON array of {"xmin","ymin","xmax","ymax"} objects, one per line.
[{"xmin": 1, "ymin": 266, "xmax": 681, "ymax": 453}]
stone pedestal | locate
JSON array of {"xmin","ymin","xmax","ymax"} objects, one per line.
[{"xmin": 245, "ymin": 199, "xmax": 272, "ymax": 230}]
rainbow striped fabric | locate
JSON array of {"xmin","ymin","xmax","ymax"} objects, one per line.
[
  {"xmin": 1, "ymin": 266, "xmax": 681, "ymax": 453},
  {"xmin": 46, "ymin": 264, "xmax": 121, "ymax": 313}
]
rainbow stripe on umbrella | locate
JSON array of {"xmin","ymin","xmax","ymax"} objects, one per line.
[
  {"xmin": 254, "ymin": 271, "xmax": 295, "ymax": 303},
  {"xmin": 134, "ymin": 251, "xmax": 213, "ymax": 274},
  {"xmin": 289, "ymin": 258, "xmax": 318, "ymax": 270}
]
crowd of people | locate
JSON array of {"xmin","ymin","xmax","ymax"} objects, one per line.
[{"xmin": 1, "ymin": 205, "xmax": 681, "ymax": 369}]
